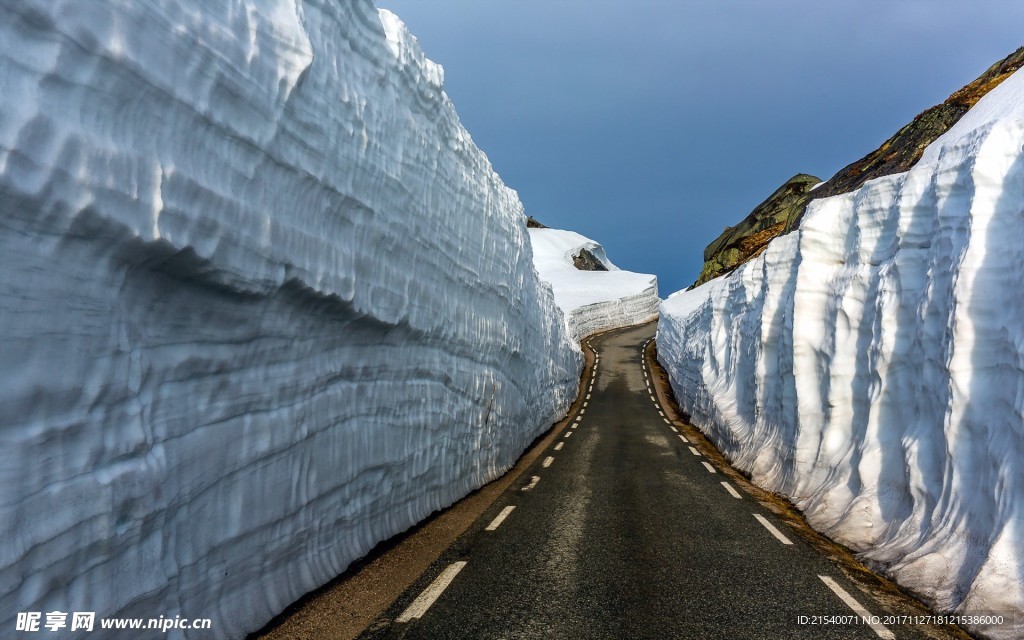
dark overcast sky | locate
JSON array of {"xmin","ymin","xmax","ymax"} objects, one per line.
[{"xmin": 376, "ymin": 0, "xmax": 1024, "ymax": 295}]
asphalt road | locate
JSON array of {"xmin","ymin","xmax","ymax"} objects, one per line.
[{"xmin": 357, "ymin": 323, "xmax": 956, "ymax": 640}]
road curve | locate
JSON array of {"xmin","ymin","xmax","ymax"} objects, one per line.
[{"xmin": 357, "ymin": 322, "xmax": 963, "ymax": 640}]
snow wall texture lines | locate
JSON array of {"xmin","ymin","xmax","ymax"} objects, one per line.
[
  {"xmin": 0, "ymin": 1, "xmax": 581, "ymax": 637},
  {"xmin": 658, "ymin": 69, "xmax": 1024, "ymax": 639}
]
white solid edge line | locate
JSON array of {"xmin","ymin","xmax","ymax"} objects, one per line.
[
  {"xmin": 688, "ymin": 446, "xmax": 701, "ymax": 456},
  {"xmin": 701, "ymin": 461, "xmax": 717, "ymax": 474},
  {"xmin": 542, "ymin": 456, "xmax": 554, "ymax": 468},
  {"xmin": 485, "ymin": 505, "xmax": 516, "ymax": 531},
  {"xmin": 753, "ymin": 513, "xmax": 793, "ymax": 545},
  {"xmin": 721, "ymin": 482, "xmax": 742, "ymax": 499},
  {"xmin": 678, "ymin": 434, "xmax": 689, "ymax": 443},
  {"xmin": 396, "ymin": 561, "xmax": 468, "ymax": 623},
  {"xmin": 818, "ymin": 575, "xmax": 895, "ymax": 640},
  {"xmin": 554, "ymin": 441, "xmax": 564, "ymax": 450}
]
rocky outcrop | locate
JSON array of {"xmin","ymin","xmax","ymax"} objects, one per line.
[
  {"xmin": 692, "ymin": 174, "xmax": 820, "ymax": 287},
  {"xmin": 572, "ymin": 247, "xmax": 609, "ymax": 272},
  {"xmin": 693, "ymin": 45, "xmax": 1024, "ymax": 288},
  {"xmin": 809, "ymin": 45, "xmax": 1024, "ymax": 203}
]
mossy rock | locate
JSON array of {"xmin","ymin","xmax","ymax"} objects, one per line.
[{"xmin": 691, "ymin": 45, "xmax": 1024, "ymax": 289}]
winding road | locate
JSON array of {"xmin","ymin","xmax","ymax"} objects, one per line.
[{"xmin": 348, "ymin": 322, "xmax": 963, "ymax": 640}]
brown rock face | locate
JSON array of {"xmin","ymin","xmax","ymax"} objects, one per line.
[
  {"xmin": 692, "ymin": 45, "xmax": 1024, "ymax": 289},
  {"xmin": 573, "ymin": 247, "xmax": 608, "ymax": 271},
  {"xmin": 692, "ymin": 174, "xmax": 820, "ymax": 288},
  {"xmin": 807, "ymin": 46, "xmax": 1024, "ymax": 207}
]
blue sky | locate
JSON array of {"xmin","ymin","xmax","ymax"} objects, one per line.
[{"xmin": 377, "ymin": 1, "xmax": 1024, "ymax": 295}]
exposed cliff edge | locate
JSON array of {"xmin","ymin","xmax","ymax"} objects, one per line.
[
  {"xmin": 529, "ymin": 228, "xmax": 660, "ymax": 343},
  {"xmin": 659, "ymin": 62, "xmax": 1024, "ymax": 640},
  {"xmin": 694, "ymin": 45, "xmax": 1024, "ymax": 289},
  {"xmin": 0, "ymin": 3, "xmax": 582, "ymax": 638}
]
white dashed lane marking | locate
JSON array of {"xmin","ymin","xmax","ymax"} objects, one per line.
[
  {"xmin": 677, "ymin": 434, "xmax": 689, "ymax": 443},
  {"xmin": 753, "ymin": 514, "xmax": 793, "ymax": 546},
  {"xmin": 542, "ymin": 456, "xmax": 554, "ymax": 468},
  {"xmin": 554, "ymin": 442, "xmax": 564, "ymax": 451},
  {"xmin": 721, "ymin": 482, "xmax": 742, "ymax": 499},
  {"xmin": 688, "ymin": 446, "xmax": 701, "ymax": 457},
  {"xmin": 396, "ymin": 562, "xmax": 468, "ymax": 623},
  {"xmin": 818, "ymin": 576, "xmax": 895, "ymax": 639},
  {"xmin": 485, "ymin": 506, "xmax": 515, "ymax": 531},
  {"xmin": 701, "ymin": 461, "xmax": 717, "ymax": 474}
]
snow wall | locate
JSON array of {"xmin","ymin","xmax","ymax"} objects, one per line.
[
  {"xmin": 0, "ymin": 2, "xmax": 582, "ymax": 638},
  {"xmin": 529, "ymin": 228, "xmax": 660, "ymax": 343},
  {"xmin": 658, "ymin": 69, "xmax": 1024, "ymax": 639}
]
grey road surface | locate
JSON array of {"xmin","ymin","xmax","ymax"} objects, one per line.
[{"xmin": 358, "ymin": 323, "xmax": 948, "ymax": 640}]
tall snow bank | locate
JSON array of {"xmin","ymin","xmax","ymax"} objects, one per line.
[
  {"xmin": 658, "ymin": 69, "xmax": 1024, "ymax": 639},
  {"xmin": 0, "ymin": 2, "xmax": 580, "ymax": 638},
  {"xmin": 529, "ymin": 228, "xmax": 659, "ymax": 342}
]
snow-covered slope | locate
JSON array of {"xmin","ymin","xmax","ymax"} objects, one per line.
[
  {"xmin": 658, "ymin": 69, "xmax": 1024, "ymax": 638},
  {"xmin": 529, "ymin": 228, "xmax": 659, "ymax": 342},
  {"xmin": 0, "ymin": 2, "xmax": 581, "ymax": 638}
]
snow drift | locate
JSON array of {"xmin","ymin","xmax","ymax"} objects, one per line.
[
  {"xmin": 529, "ymin": 228, "xmax": 659, "ymax": 342},
  {"xmin": 0, "ymin": 2, "xmax": 581, "ymax": 638},
  {"xmin": 658, "ymin": 68, "xmax": 1024, "ymax": 638}
]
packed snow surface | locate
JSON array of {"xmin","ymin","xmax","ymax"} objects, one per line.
[
  {"xmin": 658, "ymin": 69, "xmax": 1024, "ymax": 638},
  {"xmin": 0, "ymin": 2, "xmax": 581, "ymax": 638},
  {"xmin": 529, "ymin": 228, "xmax": 659, "ymax": 342}
]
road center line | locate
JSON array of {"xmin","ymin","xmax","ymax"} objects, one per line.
[
  {"xmin": 554, "ymin": 442, "xmax": 564, "ymax": 451},
  {"xmin": 818, "ymin": 575, "xmax": 895, "ymax": 639},
  {"xmin": 688, "ymin": 446, "xmax": 701, "ymax": 456},
  {"xmin": 396, "ymin": 561, "xmax": 468, "ymax": 623},
  {"xmin": 522, "ymin": 476, "xmax": 541, "ymax": 491},
  {"xmin": 542, "ymin": 456, "xmax": 554, "ymax": 468},
  {"xmin": 753, "ymin": 514, "xmax": 793, "ymax": 545},
  {"xmin": 485, "ymin": 506, "xmax": 516, "ymax": 531},
  {"xmin": 721, "ymin": 482, "xmax": 742, "ymax": 499},
  {"xmin": 701, "ymin": 461, "xmax": 717, "ymax": 474}
]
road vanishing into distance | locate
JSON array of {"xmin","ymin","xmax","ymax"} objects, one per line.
[
  {"xmin": 352, "ymin": 323, "xmax": 971, "ymax": 640},
  {"xmin": 258, "ymin": 322, "xmax": 970, "ymax": 640}
]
